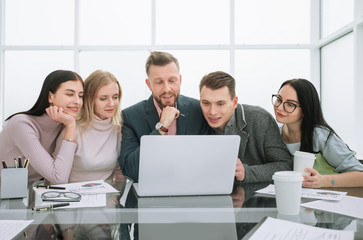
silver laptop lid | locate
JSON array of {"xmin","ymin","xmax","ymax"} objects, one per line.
[{"xmin": 137, "ymin": 135, "xmax": 241, "ymax": 196}]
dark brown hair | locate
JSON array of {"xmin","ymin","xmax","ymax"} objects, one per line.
[{"xmin": 199, "ymin": 71, "xmax": 236, "ymax": 99}]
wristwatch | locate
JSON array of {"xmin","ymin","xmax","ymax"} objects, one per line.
[{"xmin": 155, "ymin": 122, "xmax": 168, "ymax": 133}]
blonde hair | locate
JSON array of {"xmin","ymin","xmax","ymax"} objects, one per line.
[{"xmin": 77, "ymin": 70, "xmax": 122, "ymax": 131}]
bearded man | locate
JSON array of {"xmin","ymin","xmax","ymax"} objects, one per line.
[{"xmin": 118, "ymin": 51, "xmax": 209, "ymax": 182}]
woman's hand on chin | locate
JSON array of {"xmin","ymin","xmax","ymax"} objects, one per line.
[{"xmin": 46, "ymin": 106, "xmax": 76, "ymax": 127}]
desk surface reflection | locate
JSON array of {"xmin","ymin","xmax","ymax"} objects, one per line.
[{"xmin": 0, "ymin": 178, "xmax": 362, "ymax": 240}]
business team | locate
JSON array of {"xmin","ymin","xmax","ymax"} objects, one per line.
[{"xmin": 0, "ymin": 51, "xmax": 362, "ymax": 187}]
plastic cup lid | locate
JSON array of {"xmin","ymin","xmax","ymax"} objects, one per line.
[
  {"xmin": 272, "ymin": 171, "xmax": 304, "ymax": 181},
  {"xmin": 293, "ymin": 151, "xmax": 316, "ymax": 159}
]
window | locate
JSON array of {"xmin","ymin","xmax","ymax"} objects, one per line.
[
  {"xmin": 1, "ymin": 0, "xmax": 311, "ymax": 124},
  {"xmin": 235, "ymin": 49, "xmax": 310, "ymax": 112},
  {"xmin": 156, "ymin": 0, "xmax": 229, "ymax": 45},
  {"xmin": 319, "ymin": 1, "xmax": 363, "ymax": 156},
  {"xmin": 2, "ymin": 0, "xmax": 362, "ymax": 157},
  {"xmin": 235, "ymin": 0, "xmax": 310, "ymax": 44},
  {"xmin": 4, "ymin": 51, "xmax": 74, "ymax": 118},
  {"xmin": 5, "ymin": 0, "xmax": 74, "ymax": 45},
  {"xmin": 79, "ymin": 0, "xmax": 151, "ymax": 45},
  {"xmin": 321, "ymin": 0, "xmax": 354, "ymax": 38}
]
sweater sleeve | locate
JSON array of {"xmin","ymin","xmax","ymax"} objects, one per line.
[
  {"xmin": 7, "ymin": 116, "xmax": 77, "ymax": 184},
  {"xmin": 313, "ymin": 127, "xmax": 363, "ymax": 173}
]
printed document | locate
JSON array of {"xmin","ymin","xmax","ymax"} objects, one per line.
[
  {"xmin": 301, "ymin": 195, "xmax": 363, "ymax": 219},
  {"xmin": 33, "ymin": 180, "xmax": 119, "ymax": 195},
  {"xmin": 32, "ymin": 180, "xmax": 118, "ymax": 208},
  {"xmin": 256, "ymin": 184, "xmax": 347, "ymax": 201},
  {"xmin": 0, "ymin": 220, "xmax": 34, "ymax": 240},
  {"xmin": 35, "ymin": 193, "xmax": 107, "ymax": 209},
  {"xmin": 54, "ymin": 180, "xmax": 119, "ymax": 194},
  {"xmin": 248, "ymin": 217, "xmax": 353, "ymax": 240}
]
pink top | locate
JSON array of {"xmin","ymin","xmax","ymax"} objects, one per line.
[
  {"xmin": 55, "ymin": 116, "xmax": 120, "ymax": 183},
  {"xmin": 0, "ymin": 114, "xmax": 77, "ymax": 183}
]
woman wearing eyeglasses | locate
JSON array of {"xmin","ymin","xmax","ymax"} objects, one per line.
[{"xmin": 272, "ymin": 78, "xmax": 363, "ymax": 188}]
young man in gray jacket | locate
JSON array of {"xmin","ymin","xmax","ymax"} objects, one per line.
[{"xmin": 199, "ymin": 71, "xmax": 292, "ymax": 183}]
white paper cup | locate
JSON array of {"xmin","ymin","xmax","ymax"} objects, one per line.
[
  {"xmin": 293, "ymin": 151, "xmax": 316, "ymax": 176},
  {"xmin": 273, "ymin": 171, "xmax": 303, "ymax": 215}
]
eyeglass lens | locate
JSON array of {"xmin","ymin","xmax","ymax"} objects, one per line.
[
  {"xmin": 272, "ymin": 95, "xmax": 297, "ymax": 113},
  {"xmin": 42, "ymin": 191, "xmax": 80, "ymax": 199}
]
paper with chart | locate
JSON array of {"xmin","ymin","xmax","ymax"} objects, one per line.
[
  {"xmin": 54, "ymin": 180, "xmax": 119, "ymax": 194},
  {"xmin": 35, "ymin": 193, "xmax": 107, "ymax": 209},
  {"xmin": 255, "ymin": 184, "xmax": 347, "ymax": 201},
  {"xmin": 301, "ymin": 195, "xmax": 363, "ymax": 219},
  {"xmin": 33, "ymin": 180, "xmax": 119, "ymax": 195},
  {"xmin": 33, "ymin": 180, "xmax": 118, "ymax": 208},
  {"xmin": 248, "ymin": 217, "xmax": 353, "ymax": 240},
  {"xmin": 0, "ymin": 220, "xmax": 34, "ymax": 240}
]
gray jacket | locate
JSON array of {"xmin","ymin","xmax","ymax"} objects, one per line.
[{"xmin": 212, "ymin": 104, "xmax": 292, "ymax": 183}]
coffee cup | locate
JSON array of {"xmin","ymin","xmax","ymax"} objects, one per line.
[
  {"xmin": 272, "ymin": 171, "xmax": 303, "ymax": 215},
  {"xmin": 293, "ymin": 151, "xmax": 316, "ymax": 176}
]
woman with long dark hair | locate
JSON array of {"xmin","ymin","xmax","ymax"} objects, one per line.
[
  {"xmin": 273, "ymin": 78, "xmax": 363, "ymax": 188},
  {"xmin": 0, "ymin": 70, "xmax": 84, "ymax": 184}
]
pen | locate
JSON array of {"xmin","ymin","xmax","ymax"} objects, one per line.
[
  {"xmin": 24, "ymin": 158, "xmax": 29, "ymax": 168},
  {"xmin": 14, "ymin": 158, "xmax": 18, "ymax": 168},
  {"xmin": 32, "ymin": 203, "xmax": 71, "ymax": 211},
  {"xmin": 18, "ymin": 156, "xmax": 23, "ymax": 168},
  {"xmin": 36, "ymin": 185, "xmax": 66, "ymax": 190},
  {"xmin": 2, "ymin": 160, "xmax": 7, "ymax": 169}
]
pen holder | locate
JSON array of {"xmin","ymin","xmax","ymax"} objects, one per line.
[{"xmin": 1, "ymin": 168, "xmax": 28, "ymax": 199}]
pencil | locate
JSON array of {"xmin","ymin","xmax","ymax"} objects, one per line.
[
  {"xmin": 36, "ymin": 185, "xmax": 66, "ymax": 190},
  {"xmin": 18, "ymin": 156, "xmax": 23, "ymax": 168},
  {"xmin": 1, "ymin": 160, "xmax": 7, "ymax": 169},
  {"xmin": 32, "ymin": 203, "xmax": 71, "ymax": 211},
  {"xmin": 24, "ymin": 158, "xmax": 30, "ymax": 168}
]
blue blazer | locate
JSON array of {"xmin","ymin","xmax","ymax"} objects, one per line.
[{"xmin": 118, "ymin": 95, "xmax": 209, "ymax": 181}]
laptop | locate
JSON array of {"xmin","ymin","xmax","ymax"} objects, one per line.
[{"xmin": 133, "ymin": 135, "xmax": 241, "ymax": 197}]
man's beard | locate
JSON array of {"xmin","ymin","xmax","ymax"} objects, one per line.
[{"xmin": 153, "ymin": 92, "xmax": 180, "ymax": 108}]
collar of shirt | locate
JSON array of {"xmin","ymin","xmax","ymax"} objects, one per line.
[{"xmin": 153, "ymin": 98, "xmax": 177, "ymax": 135}]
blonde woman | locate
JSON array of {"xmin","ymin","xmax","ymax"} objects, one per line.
[{"xmin": 55, "ymin": 70, "xmax": 122, "ymax": 182}]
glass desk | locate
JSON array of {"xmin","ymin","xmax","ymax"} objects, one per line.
[{"xmin": 0, "ymin": 178, "xmax": 362, "ymax": 240}]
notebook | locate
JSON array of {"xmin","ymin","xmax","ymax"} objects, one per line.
[{"xmin": 133, "ymin": 135, "xmax": 241, "ymax": 197}]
